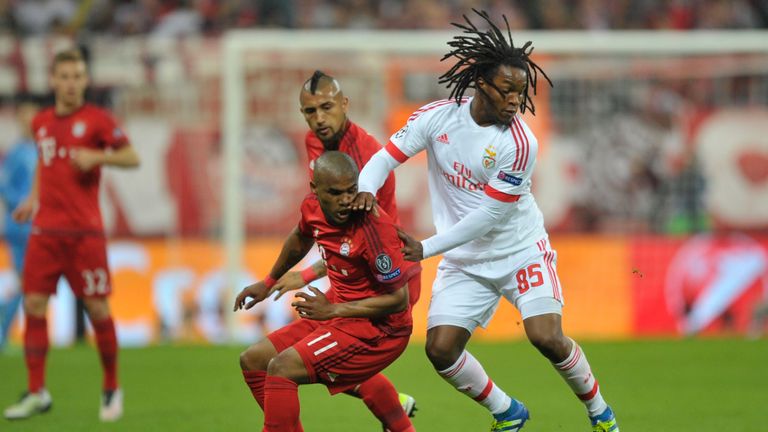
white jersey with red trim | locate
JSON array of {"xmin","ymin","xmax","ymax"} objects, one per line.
[{"xmin": 387, "ymin": 97, "xmax": 546, "ymax": 262}]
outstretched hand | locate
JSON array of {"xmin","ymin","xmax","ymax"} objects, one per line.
[
  {"xmin": 233, "ymin": 281, "xmax": 271, "ymax": 312},
  {"xmin": 397, "ymin": 227, "xmax": 424, "ymax": 262},
  {"xmin": 291, "ymin": 286, "xmax": 336, "ymax": 320},
  {"xmin": 351, "ymin": 192, "xmax": 379, "ymax": 216}
]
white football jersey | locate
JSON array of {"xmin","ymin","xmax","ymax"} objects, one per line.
[{"xmin": 386, "ymin": 97, "xmax": 547, "ymax": 262}]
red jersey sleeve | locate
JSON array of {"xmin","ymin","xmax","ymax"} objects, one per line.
[
  {"xmin": 297, "ymin": 194, "xmax": 316, "ymax": 237},
  {"xmin": 304, "ymin": 131, "xmax": 323, "ymax": 179},
  {"xmin": 95, "ymin": 111, "xmax": 129, "ymax": 150},
  {"xmin": 359, "ymin": 212, "xmax": 408, "ymax": 292}
]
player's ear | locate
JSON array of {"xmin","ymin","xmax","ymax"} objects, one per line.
[
  {"xmin": 341, "ymin": 96, "xmax": 349, "ymax": 112},
  {"xmin": 310, "ymin": 181, "xmax": 317, "ymax": 195},
  {"xmin": 476, "ymin": 75, "xmax": 486, "ymax": 90}
]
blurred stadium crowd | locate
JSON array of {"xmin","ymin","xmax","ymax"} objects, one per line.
[{"xmin": 0, "ymin": 0, "xmax": 766, "ymax": 37}]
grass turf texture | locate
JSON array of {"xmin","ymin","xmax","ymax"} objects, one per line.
[{"xmin": 1, "ymin": 339, "xmax": 765, "ymax": 431}]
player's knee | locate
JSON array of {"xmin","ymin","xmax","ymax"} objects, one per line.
[
  {"xmin": 23, "ymin": 295, "xmax": 47, "ymax": 317},
  {"xmin": 425, "ymin": 339, "xmax": 462, "ymax": 370},
  {"xmin": 239, "ymin": 350, "xmax": 252, "ymax": 370},
  {"xmin": 528, "ymin": 331, "xmax": 569, "ymax": 360},
  {"xmin": 240, "ymin": 348, "xmax": 268, "ymax": 371},
  {"xmin": 266, "ymin": 350, "xmax": 306, "ymax": 382},
  {"xmin": 266, "ymin": 355, "xmax": 291, "ymax": 378},
  {"xmin": 83, "ymin": 298, "xmax": 111, "ymax": 321}
]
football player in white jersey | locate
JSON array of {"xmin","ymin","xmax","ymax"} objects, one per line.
[{"xmin": 353, "ymin": 10, "xmax": 619, "ymax": 432}]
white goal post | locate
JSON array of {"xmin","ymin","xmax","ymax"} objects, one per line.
[{"xmin": 221, "ymin": 30, "xmax": 768, "ymax": 337}]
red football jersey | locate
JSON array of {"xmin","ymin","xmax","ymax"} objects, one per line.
[
  {"xmin": 31, "ymin": 104, "xmax": 129, "ymax": 234},
  {"xmin": 305, "ymin": 121, "xmax": 400, "ymax": 224},
  {"xmin": 297, "ymin": 194, "xmax": 420, "ymax": 336}
]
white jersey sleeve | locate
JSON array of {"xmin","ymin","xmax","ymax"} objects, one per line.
[
  {"xmin": 358, "ymin": 149, "xmax": 399, "ymax": 194},
  {"xmin": 485, "ymin": 116, "xmax": 537, "ymax": 202},
  {"xmin": 421, "ymin": 194, "xmax": 514, "ymax": 259}
]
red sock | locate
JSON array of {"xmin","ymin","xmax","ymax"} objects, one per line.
[
  {"xmin": 263, "ymin": 376, "xmax": 302, "ymax": 432},
  {"xmin": 92, "ymin": 317, "xmax": 119, "ymax": 391},
  {"xmin": 242, "ymin": 370, "xmax": 266, "ymax": 409},
  {"xmin": 357, "ymin": 374, "xmax": 414, "ymax": 432},
  {"xmin": 24, "ymin": 316, "xmax": 49, "ymax": 393}
]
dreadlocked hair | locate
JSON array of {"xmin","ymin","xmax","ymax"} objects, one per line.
[{"xmin": 438, "ymin": 9, "xmax": 552, "ymax": 114}]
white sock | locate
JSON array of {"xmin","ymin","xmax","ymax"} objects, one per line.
[
  {"xmin": 437, "ymin": 350, "xmax": 511, "ymax": 415},
  {"xmin": 553, "ymin": 339, "xmax": 608, "ymax": 416}
]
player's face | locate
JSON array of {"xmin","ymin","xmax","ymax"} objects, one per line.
[
  {"xmin": 300, "ymin": 86, "xmax": 349, "ymax": 149},
  {"xmin": 50, "ymin": 60, "xmax": 89, "ymax": 107},
  {"xmin": 312, "ymin": 173, "xmax": 358, "ymax": 226},
  {"xmin": 477, "ymin": 64, "xmax": 527, "ymax": 125}
]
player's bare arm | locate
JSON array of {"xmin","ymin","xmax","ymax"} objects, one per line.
[
  {"xmin": 11, "ymin": 164, "xmax": 39, "ymax": 223},
  {"xmin": 272, "ymin": 259, "xmax": 328, "ymax": 300},
  {"xmin": 292, "ymin": 284, "xmax": 409, "ymax": 321},
  {"xmin": 71, "ymin": 146, "xmax": 140, "ymax": 172},
  {"xmin": 233, "ymin": 226, "xmax": 314, "ymax": 311}
]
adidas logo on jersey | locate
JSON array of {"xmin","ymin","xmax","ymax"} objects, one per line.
[{"xmin": 436, "ymin": 133, "xmax": 450, "ymax": 144}]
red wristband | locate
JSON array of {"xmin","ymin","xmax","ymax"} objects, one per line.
[
  {"xmin": 264, "ymin": 275, "xmax": 277, "ymax": 289},
  {"xmin": 300, "ymin": 267, "xmax": 318, "ymax": 284}
]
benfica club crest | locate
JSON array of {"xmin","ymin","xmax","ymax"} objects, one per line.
[{"xmin": 482, "ymin": 145, "xmax": 496, "ymax": 169}]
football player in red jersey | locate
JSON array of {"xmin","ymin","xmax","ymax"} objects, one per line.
[
  {"xmin": 271, "ymin": 70, "xmax": 410, "ymax": 303},
  {"xmin": 3, "ymin": 49, "xmax": 139, "ymax": 422},
  {"xmin": 264, "ymin": 71, "xmax": 419, "ymax": 431},
  {"xmin": 235, "ymin": 151, "xmax": 420, "ymax": 432}
]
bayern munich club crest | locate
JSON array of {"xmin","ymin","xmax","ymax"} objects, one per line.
[
  {"xmin": 339, "ymin": 237, "xmax": 353, "ymax": 256},
  {"xmin": 483, "ymin": 144, "xmax": 497, "ymax": 169},
  {"xmin": 375, "ymin": 253, "xmax": 393, "ymax": 274},
  {"xmin": 72, "ymin": 121, "xmax": 86, "ymax": 138}
]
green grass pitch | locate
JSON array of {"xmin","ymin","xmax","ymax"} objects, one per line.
[{"xmin": 1, "ymin": 339, "xmax": 766, "ymax": 431}]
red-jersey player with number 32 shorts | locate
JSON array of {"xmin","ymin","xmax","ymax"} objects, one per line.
[{"xmin": 3, "ymin": 49, "xmax": 140, "ymax": 423}]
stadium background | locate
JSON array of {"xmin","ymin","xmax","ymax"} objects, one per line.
[{"xmin": 0, "ymin": 1, "xmax": 767, "ymax": 431}]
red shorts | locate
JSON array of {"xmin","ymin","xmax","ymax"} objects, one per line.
[
  {"xmin": 23, "ymin": 233, "xmax": 111, "ymax": 298},
  {"xmin": 268, "ymin": 317, "xmax": 410, "ymax": 394}
]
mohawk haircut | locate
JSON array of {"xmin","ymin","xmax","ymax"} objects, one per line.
[
  {"xmin": 305, "ymin": 70, "xmax": 335, "ymax": 95},
  {"xmin": 438, "ymin": 9, "xmax": 552, "ymax": 114}
]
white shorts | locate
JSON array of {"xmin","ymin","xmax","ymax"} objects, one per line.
[{"xmin": 427, "ymin": 237, "xmax": 564, "ymax": 333}]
